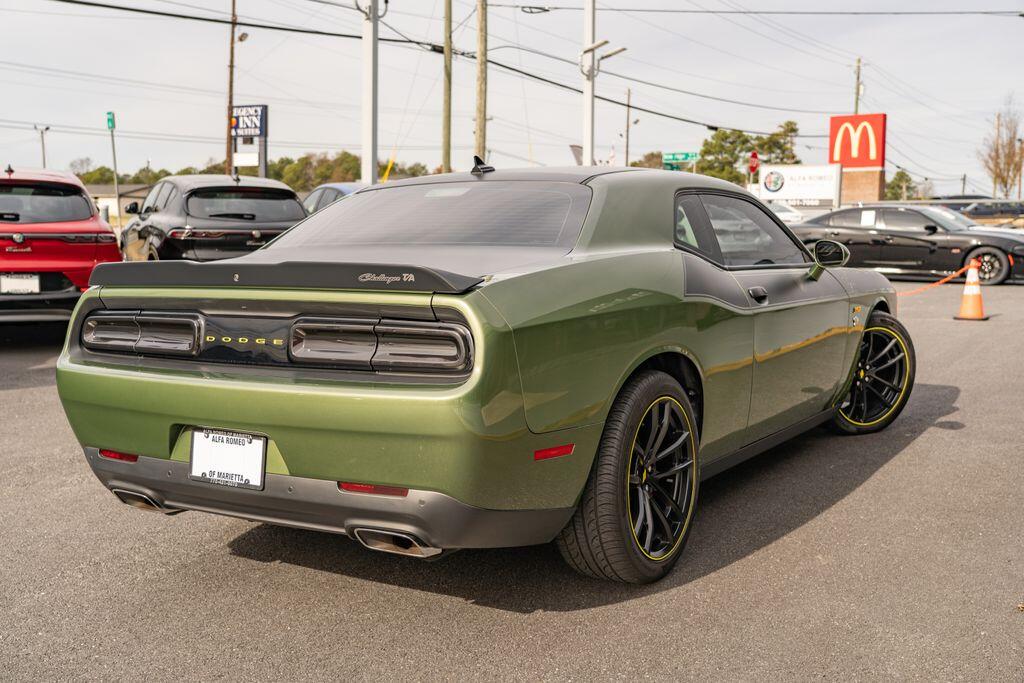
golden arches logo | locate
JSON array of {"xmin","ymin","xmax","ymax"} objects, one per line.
[{"xmin": 832, "ymin": 121, "xmax": 878, "ymax": 162}]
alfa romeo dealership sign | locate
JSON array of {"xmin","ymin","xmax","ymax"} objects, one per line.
[{"xmin": 754, "ymin": 164, "xmax": 842, "ymax": 208}]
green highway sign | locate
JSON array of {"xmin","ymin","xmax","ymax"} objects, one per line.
[
  {"xmin": 663, "ymin": 151, "xmax": 698, "ymax": 162},
  {"xmin": 106, "ymin": 111, "xmax": 116, "ymax": 131}
]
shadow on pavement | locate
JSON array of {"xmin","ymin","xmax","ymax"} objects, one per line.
[
  {"xmin": 229, "ymin": 383, "xmax": 962, "ymax": 613},
  {"xmin": 0, "ymin": 323, "xmax": 68, "ymax": 390}
]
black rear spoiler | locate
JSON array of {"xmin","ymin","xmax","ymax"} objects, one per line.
[{"xmin": 89, "ymin": 260, "xmax": 483, "ymax": 294}]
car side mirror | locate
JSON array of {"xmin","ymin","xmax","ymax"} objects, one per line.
[
  {"xmin": 124, "ymin": 201, "xmax": 140, "ymax": 215},
  {"xmin": 808, "ymin": 239, "xmax": 850, "ymax": 281},
  {"xmin": 923, "ymin": 224, "xmax": 938, "ymax": 234}
]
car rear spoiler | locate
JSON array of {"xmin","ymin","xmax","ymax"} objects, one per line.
[{"xmin": 89, "ymin": 261, "xmax": 484, "ymax": 294}]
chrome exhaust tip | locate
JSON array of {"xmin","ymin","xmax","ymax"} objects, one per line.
[
  {"xmin": 352, "ymin": 527, "xmax": 443, "ymax": 559},
  {"xmin": 110, "ymin": 488, "xmax": 181, "ymax": 515}
]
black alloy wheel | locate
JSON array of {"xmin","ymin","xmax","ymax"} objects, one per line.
[
  {"xmin": 626, "ymin": 397, "xmax": 695, "ymax": 561},
  {"xmin": 833, "ymin": 311, "xmax": 915, "ymax": 435}
]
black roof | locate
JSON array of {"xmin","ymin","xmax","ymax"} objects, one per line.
[{"xmin": 379, "ymin": 166, "xmax": 645, "ymax": 188}]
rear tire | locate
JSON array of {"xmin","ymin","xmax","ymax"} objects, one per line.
[
  {"xmin": 556, "ymin": 371, "xmax": 700, "ymax": 583},
  {"xmin": 832, "ymin": 311, "xmax": 915, "ymax": 435},
  {"xmin": 966, "ymin": 246, "xmax": 1009, "ymax": 285}
]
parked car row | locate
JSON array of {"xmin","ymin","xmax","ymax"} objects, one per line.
[{"xmin": 1, "ymin": 167, "xmax": 361, "ymax": 322}]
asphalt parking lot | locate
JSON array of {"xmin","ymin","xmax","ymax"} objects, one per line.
[{"xmin": 1, "ymin": 281, "xmax": 1021, "ymax": 680}]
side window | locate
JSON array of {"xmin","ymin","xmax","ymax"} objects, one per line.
[
  {"xmin": 317, "ymin": 189, "xmax": 341, "ymax": 211},
  {"xmin": 674, "ymin": 193, "xmax": 722, "ymax": 262},
  {"xmin": 141, "ymin": 183, "xmax": 163, "ymax": 213},
  {"xmin": 882, "ymin": 209, "xmax": 929, "ymax": 231},
  {"xmin": 159, "ymin": 185, "xmax": 179, "ymax": 211},
  {"xmin": 699, "ymin": 194, "xmax": 808, "ymax": 267},
  {"xmin": 302, "ymin": 189, "xmax": 323, "ymax": 214}
]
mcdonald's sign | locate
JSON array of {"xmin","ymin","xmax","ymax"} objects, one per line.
[{"xmin": 828, "ymin": 113, "xmax": 886, "ymax": 169}]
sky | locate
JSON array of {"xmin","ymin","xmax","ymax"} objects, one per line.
[{"xmin": 1, "ymin": 0, "xmax": 1020, "ymax": 195}]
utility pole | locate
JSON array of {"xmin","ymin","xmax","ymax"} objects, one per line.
[
  {"xmin": 442, "ymin": 0, "xmax": 452, "ymax": 172},
  {"xmin": 581, "ymin": 0, "xmax": 596, "ymax": 166},
  {"xmin": 359, "ymin": 0, "xmax": 381, "ymax": 184},
  {"xmin": 1018, "ymin": 138, "xmax": 1023, "ymax": 200},
  {"xmin": 107, "ymin": 112, "xmax": 121, "ymax": 229},
  {"xmin": 853, "ymin": 57, "xmax": 862, "ymax": 114},
  {"xmin": 475, "ymin": 0, "xmax": 488, "ymax": 160},
  {"xmin": 225, "ymin": 0, "xmax": 237, "ymax": 174},
  {"xmin": 33, "ymin": 125, "xmax": 50, "ymax": 168},
  {"xmin": 961, "ymin": 173, "xmax": 967, "ymax": 195}
]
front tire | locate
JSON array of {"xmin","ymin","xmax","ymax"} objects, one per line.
[
  {"xmin": 556, "ymin": 371, "xmax": 699, "ymax": 583},
  {"xmin": 832, "ymin": 311, "xmax": 915, "ymax": 435},
  {"xmin": 966, "ymin": 246, "xmax": 1009, "ymax": 285}
]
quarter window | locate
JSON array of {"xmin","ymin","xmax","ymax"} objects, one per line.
[
  {"xmin": 699, "ymin": 194, "xmax": 807, "ymax": 267},
  {"xmin": 673, "ymin": 193, "xmax": 721, "ymax": 261},
  {"xmin": 826, "ymin": 209, "xmax": 876, "ymax": 228}
]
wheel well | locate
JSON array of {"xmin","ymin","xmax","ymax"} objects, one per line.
[
  {"xmin": 630, "ymin": 352, "xmax": 704, "ymax": 438},
  {"xmin": 872, "ymin": 299, "xmax": 890, "ymax": 315}
]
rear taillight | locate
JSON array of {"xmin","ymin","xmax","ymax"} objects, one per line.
[
  {"xmin": 290, "ymin": 318, "xmax": 473, "ymax": 374},
  {"xmin": 96, "ymin": 233, "xmax": 117, "ymax": 243},
  {"xmin": 99, "ymin": 449, "xmax": 138, "ymax": 462},
  {"xmin": 82, "ymin": 313, "xmax": 201, "ymax": 356},
  {"xmin": 338, "ymin": 481, "xmax": 409, "ymax": 497}
]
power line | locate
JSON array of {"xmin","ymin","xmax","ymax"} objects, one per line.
[
  {"xmin": 491, "ymin": 4, "xmax": 1023, "ymax": 17},
  {"xmin": 44, "ymin": 0, "xmax": 828, "ymax": 137}
]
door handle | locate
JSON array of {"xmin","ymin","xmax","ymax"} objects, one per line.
[
  {"xmin": 828, "ymin": 230, "xmax": 841, "ymax": 237},
  {"xmin": 870, "ymin": 238, "xmax": 886, "ymax": 245},
  {"xmin": 747, "ymin": 286, "xmax": 769, "ymax": 303}
]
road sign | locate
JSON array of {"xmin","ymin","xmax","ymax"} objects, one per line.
[
  {"xmin": 664, "ymin": 151, "xmax": 699, "ymax": 163},
  {"xmin": 748, "ymin": 150, "xmax": 760, "ymax": 175},
  {"xmin": 106, "ymin": 111, "xmax": 115, "ymax": 131}
]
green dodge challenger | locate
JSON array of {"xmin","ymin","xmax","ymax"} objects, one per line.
[{"xmin": 56, "ymin": 167, "xmax": 915, "ymax": 583}]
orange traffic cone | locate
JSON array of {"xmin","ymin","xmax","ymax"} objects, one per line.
[{"xmin": 954, "ymin": 259, "xmax": 989, "ymax": 321}]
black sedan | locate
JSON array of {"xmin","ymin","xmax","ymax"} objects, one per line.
[
  {"xmin": 120, "ymin": 175, "xmax": 306, "ymax": 261},
  {"xmin": 790, "ymin": 204, "xmax": 1024, "ymax": 285}
]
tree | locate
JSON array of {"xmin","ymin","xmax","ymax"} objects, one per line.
[
  {"xmin": 978, "ymin": 96, "xmax": 1023, "ymax": 198},
  {"xmin": 696, "ymin": 129, "xmax": 752, "ymax": 185},
  {"xmin": 753, "ymin": 121, "xmax": 801, "ymax": 165},
  {"xmin": 884, "ymin": 169, "xmax": 916, "ymax": 200},
  {"xmin": 629, "ymin": 151, "xmax": 662, "ymax": 169},
  {"xmin": 78, "ymin": 166, "xmax": 115, "ymax": 184}
]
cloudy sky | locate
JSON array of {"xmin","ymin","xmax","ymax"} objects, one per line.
[{"xmin": 1, "ymin": 0, "xmax": 1020, "ymax": 194}]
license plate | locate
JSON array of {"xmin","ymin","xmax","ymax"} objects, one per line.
[
  {"xmin": 189, "ymin": 428, "xmax": 266, "ymax": 490},
  {"xmin": 0, "ymin": 273, "xmax": 40, "ymax": 294}
]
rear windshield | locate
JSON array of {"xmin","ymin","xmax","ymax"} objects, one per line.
[
  {"xmin": 185, "ymin": 188, "xmax": 305, "ymax": 222},
  {"xmin": 0, "ymin": 183, "xmax": 92, "ymax": 224},
  {"xmin": 270, "ymin": 181, "xmax": 592, "ymax": 249}
]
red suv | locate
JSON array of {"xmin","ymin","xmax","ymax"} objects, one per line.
[{"xmin": 1, "ymin": 167, "xmax": 122, "ymax": 322}]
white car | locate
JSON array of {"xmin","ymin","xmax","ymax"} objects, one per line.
[{"xmin": 767, "ymin": 201, "xmax": 803, "ymax": 224}]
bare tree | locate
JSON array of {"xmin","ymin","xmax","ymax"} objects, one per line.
[
  {"xmin": 978, "ymin": 96, "xmax": 1023, "ymax": 198},
  {"xmin": 69, "ymin": 157, "xmax": 93, "ymax": 175}
]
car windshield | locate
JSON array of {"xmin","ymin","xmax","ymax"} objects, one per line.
[
  {"xmin": 0, "ymin": 182, "xmax": 92, "ymax": 224},
  {"xmin": 920, "ymin": 206, "xmax": 972, "ymax": 231},
  {"xmin": 269, "ymin": 181, "xmax": 592, "ymax": 249},
  {"xmin": 185, "ymin": 188, "xmax": 305, "ymax": 222}
]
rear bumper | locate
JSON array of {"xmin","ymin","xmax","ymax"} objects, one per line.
[
  {"xmin": 85, "ymin": 448, "xmax": 574, "ymax": 549},
  {"xmin": 0, "ymin": 289, "xmax": 80, "ymax": 321}
]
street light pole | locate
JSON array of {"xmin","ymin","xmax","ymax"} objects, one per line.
[
  {"xmin": 107, "ymin": 112, "xmax": 121, "ymax": 229},
  {"xmin": 581, "ymin": 0, "xmax": 596, "ymax": 165},
  {"xmin": 442, "ymin": 0, "xmax": 452, "ymax": 173},
  {"xmin": 358, "ymin": 0, "xmax": 381, "ymax": 184},
  {"xmin": 34, "ymin": 125, "xmax": 50, "ymax": 168},
  {"xmin": 853, "ymin": 57, "xmax": 862, "ymax": 114}
]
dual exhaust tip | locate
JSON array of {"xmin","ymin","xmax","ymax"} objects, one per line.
[{"xmin": 109, "ymin": 488, "xmax": 442, "ymax": 559}]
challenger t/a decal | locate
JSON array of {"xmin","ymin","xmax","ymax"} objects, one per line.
[{"xmin": 358, "ymin": 272, "xmax": 416, "ymax": 284}]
